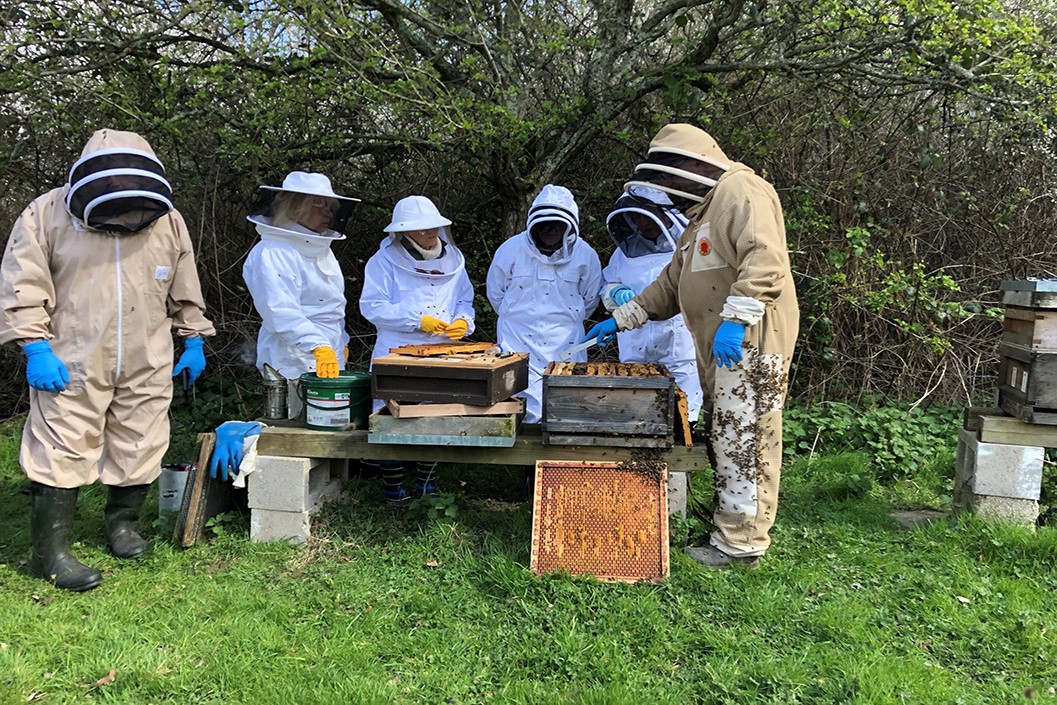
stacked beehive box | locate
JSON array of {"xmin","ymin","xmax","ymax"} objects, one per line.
[
  {"xmin": 542, "ymin": 361, "xmax": 678, "ymax": 448},
  {"xmin": 368, "ymin": 342, "xmax": 529, "ymax": 447},
  {"xmin": 955, "ymin": 280, "xmax": 1055, "ymax": 525}
]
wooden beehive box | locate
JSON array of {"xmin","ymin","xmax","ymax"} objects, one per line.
[
  {"xmin": 998, "ymin": 280, "xmax": 1057, "ymax": 424},
  {"xmin": 542, "ymin": 361, "xmax": 675, "ymax": 448},
  {"xmin": 371, "ymin": 348, "xmax": 529, "ymax": 406}
]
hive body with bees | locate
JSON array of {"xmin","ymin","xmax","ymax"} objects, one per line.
[{"xmin": 542, "ymin": 361, "xmax": 675, "ymax": 448}]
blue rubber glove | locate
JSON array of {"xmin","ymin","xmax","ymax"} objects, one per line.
[
  {"xmin": 713, "ymin": 320, "xmax": 747, "ymax": 368},
  {"xmin": 173, "ymin": 337, "xmax": 206, "ymax": 386},
  {"xmin": 23, "ymin": 340, "xmax": 69, "ymax": 394},
  {"xmin": 209, "ymin": 421, "xmax": 264, "ymax": 481},
  {"xmin": 583, "ymin": 318, "xmax": 619, "ymax": 346},
  {"xmin": 611, "ymin": 285, "xmax": 636, "ymax": 306}
]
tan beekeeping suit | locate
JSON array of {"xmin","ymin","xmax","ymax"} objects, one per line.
[
  {"xmin": 634, "ymin": 124, "xmax": 799, "ymax": 556},
  {"xmin": 0, "ymin": 129, "xmax": 215, "ymax": 488}
]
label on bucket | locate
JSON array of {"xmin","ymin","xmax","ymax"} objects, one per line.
[{"xmin": 306, "ymin": 393, "xmax": 352, "ymax": 428}]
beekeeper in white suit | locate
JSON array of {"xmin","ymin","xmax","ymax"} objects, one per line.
[
  {"xmin": 359, "ymin": 195, "xmax": 475, "ymax": 505},
  {"xmin": 600, "ymin": 185, "xmax": 703, "ymax": 422},
  {"xmin": 487, "ymin": 184, "xmax": 602, "ymax": 423},
  {"xmin": 242, "ymin": 171, "xmax": 360, "ymax": 418}
]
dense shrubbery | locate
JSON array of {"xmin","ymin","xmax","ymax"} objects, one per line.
[{"xmin": 1, "ymin": 0, "xmax": 1056, "ymax": 419}]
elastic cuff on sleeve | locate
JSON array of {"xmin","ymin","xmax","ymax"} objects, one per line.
[
  {"xmin": 720, "ymin": 296, "xmax": 765, "ymax": 326},
  {"xmin": 613, "ymin": 300, "xmax": 649, "ymax": 331}
]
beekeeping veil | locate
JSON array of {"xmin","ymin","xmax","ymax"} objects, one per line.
[
  {"xmin": 624, "ymin": 123, "xmax": 731, "ymax": 211},
  {"xmin": 527, "ymin": 184, "xmax": 579, "ymax": 261},
  {"xmin": 606, "ymin": 184, "xmax": 689, "ymax": 258},
  {"xmin": 65, "ymin": 129, "xmax": 174, "ymax": 233},
  {"xmin": 250, "ymin": 171, "xmax": 360, "ymax": 238}
]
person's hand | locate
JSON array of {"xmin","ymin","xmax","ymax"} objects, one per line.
[
  {"xmin": 420, "ymin": 315, "xmax": 449, "ymax": 335},
  {"xmin": 23, "ymin": 340, "xmax": 69, "ymax": 394},
  {"xmin": 173, "ymin": 337, "xmax": 206, "ymax": 386},
  {"xmin": 209, "ymin": 421, "xmax": 264, "ymax": 481},
  {"xmin": 713, "ymin": 321, "xmax": 747, "ymax": 368},
  {"xmin": 583, "ymin": 318, "xmax": 619, "ymax": 346},
  {"xmin": 343, "ymin": 346, "xmax": 349, "ymax": 366},
  {"xmin": 444, "ymin": 319, "xmax": 469, "ymax": 340},
  {"xmin": 312, "ymin": 346, "xmax": 340, "ymax": 378},
  {"xmin": 611, "ymin": 285, "xmax": 636, "ymax": 306}
]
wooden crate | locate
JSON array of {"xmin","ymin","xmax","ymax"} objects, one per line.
[
  {"xmin": 997, "ymin": 281, "xmax": 1057, "ymax": 424},
  {"xmin": 371, "ymin": 351, "xmax": 529, "ymax": 406},
  {"xmin": 542, "ymin": 361, "xmax": 675, "ymax": 448},
  {"xmin": 368, "ymin": 409, "xmax": 518, "ymax": 447}
]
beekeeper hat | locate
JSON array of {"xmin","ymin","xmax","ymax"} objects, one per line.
[
  {"xmin": 260, "ymin": 171, "xmax": 360, "ymax": 202},
  {"xmin": 383, "ymin": 195, "xmax": 452, "ymax": 232}
]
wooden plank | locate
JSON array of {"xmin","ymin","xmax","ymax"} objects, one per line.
[
  {"xmin": 963, "ymin": 406, "xmax": 1002, "ymax": 432},
  {"xmin": 369, "ymin": 411, "xmax": 516, "ymax": 439},
  {"xmin": 542, "ymin": 432, "xmax": 674, "ymax": 449},
  {"xmin": 675, "ymin": 388, "xmax": 693, "ymax": 447},
  {"xmin": 386, "ymin": 398, "xmax": 524, "ymax": 418},
  {"xmin": 255, "ymin": 425, "xmax": 706, "ymax": 470},
  {"xmin": 174, "ymin": 433, "xmax": 230, "ymax": 548},
  {"xmin": 389, "ymin": 341, "xmax": 497, "ymax": 356},
  {"xmin": 373, "ymin": 351, "xmax": 527, "ymax": 369},
  {"xmin": 978, "ymin": 413, "xmax": 1057, "ymax": 446}
]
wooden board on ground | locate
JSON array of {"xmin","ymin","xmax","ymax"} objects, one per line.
[
  {"xmin": 388, "ymin": 341, "xmax": 497, "ymax": 357},
  {"xmin": 530, "ymin": 460, "xmax": 669, "ymax": 583},
  {"xmin": 174, "ymin": 433, "xmax": 234, "ymax": 548},
  {"xmin": 386, "ymin": 398, "xmax": 524, "ymax": 418},
  {"xmin": 368, "ymin": 411, "xmax": 519, "ymax": 447}
]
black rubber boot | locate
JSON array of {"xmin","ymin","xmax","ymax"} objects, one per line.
[
  {"xmin": 29, "ymin": 482, "xmax": 103, "ymax": 592},
  {"xmin": 105, "ymin": 484, "xmax": 152, "ymax": 558}
]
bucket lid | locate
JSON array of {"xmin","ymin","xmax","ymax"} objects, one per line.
[{"xmin": 299, "ymin": 370, "xmax": 371, "ymax": 387}]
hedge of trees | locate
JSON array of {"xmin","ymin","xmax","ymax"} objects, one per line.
[{"xmin": 2, "ymin": 0, "xmax": 1056, "ymax": 418}]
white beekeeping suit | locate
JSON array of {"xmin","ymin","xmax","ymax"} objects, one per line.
[
  {"xmin": 360, "ymin": 196, "xmax": 476, "ymax": 413},
  {"xmin": 600, "ymin": 186, "xmax": 703, "ymax": 421},
  {"xmin": 487, "ymin": 184, "xmax": 602, "ymax": 423},
  {"xmin": 242, "ymin": 172, "xmax": 359, "ymax": 414}
]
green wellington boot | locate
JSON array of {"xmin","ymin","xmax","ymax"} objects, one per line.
[
  {"xmin": 29, "ymin": 482, "xmax": 103, "ymax": 592},
  {"xmin": 105, "ymin": 484, "xmax": 152, "ymax": 558}
]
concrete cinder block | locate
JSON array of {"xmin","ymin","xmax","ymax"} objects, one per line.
[
  {"xmin": 250, "ymin": 508, "xmax": 311, "ymax": 543},
  {"xmin": 249, "ymin": 455, "xmax": 334, "ymax": 512},
  {"xmin": 953, "ymin": 428, "xmax": 1043, "ymax": 501},
  {"xmin": 667, "ymin": 471, "xmax": 687, "ymax": 521},
  {"xmin": 971, "ymin": 495, "xmax": 1040, "ymax": 527}
]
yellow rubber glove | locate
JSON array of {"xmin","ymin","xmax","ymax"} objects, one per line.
[
  {"xmin": 444, "ymin": 319, "xmax": 469, "ymax": 340},
  {"xmin": 420, "ymin": 315, "xmax": 449, "ymax": 335},
  {"xmin": 312, "ymin": 346, "xmax": 340, "ymax": 378},
  {"xmin": 343, "ymin": 346, "xmax": 349, "ymax": 366}
]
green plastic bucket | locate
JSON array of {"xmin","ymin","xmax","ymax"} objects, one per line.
[{"xmin": 299, "ymin": 370, "xmax": 372, "ymax": 431}]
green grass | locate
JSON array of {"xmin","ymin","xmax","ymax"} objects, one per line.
[{"xmin": 1, "ymin": 417, "xmax": 1056, "ymax": 704}]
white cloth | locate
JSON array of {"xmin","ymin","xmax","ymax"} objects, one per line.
[
  {"xmin": 242, "ymin": 216, "xmax": 349, "ymax": 381},
  {"xmin": 232, "ymin": 433, "xmax": 262, "ymax": 489},
  {"xmin": 360, "ymin": 231, "xmax": 475, "ymax": 411},
  {"xmin": 721, "ymin": 295, "xmax": 767, "ymax": 326},
  {"xmin": 487, "ymin": 231, "xmax": 602, "ymax": 423},
  {"xmin": 602, "ymin": 249, "xmax": 704, "ymax": 419}
]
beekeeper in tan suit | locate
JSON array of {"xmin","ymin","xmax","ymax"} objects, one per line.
[
  {"xmin": 585, "ymin": 123, "xmax": 799, "ymax": 569},
  {"xmin": 0, "ymin": 129, "xmax": 215, "ymax": 591}
]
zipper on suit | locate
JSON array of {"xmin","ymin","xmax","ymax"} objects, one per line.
[{"xmin": 115, "ymin": 238, "xmax": 123, "ymax": 379}]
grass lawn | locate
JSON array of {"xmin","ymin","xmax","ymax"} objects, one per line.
[{"xmin": 0, "ymin": 416, "xmax": 1055, "ymax": 704}]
